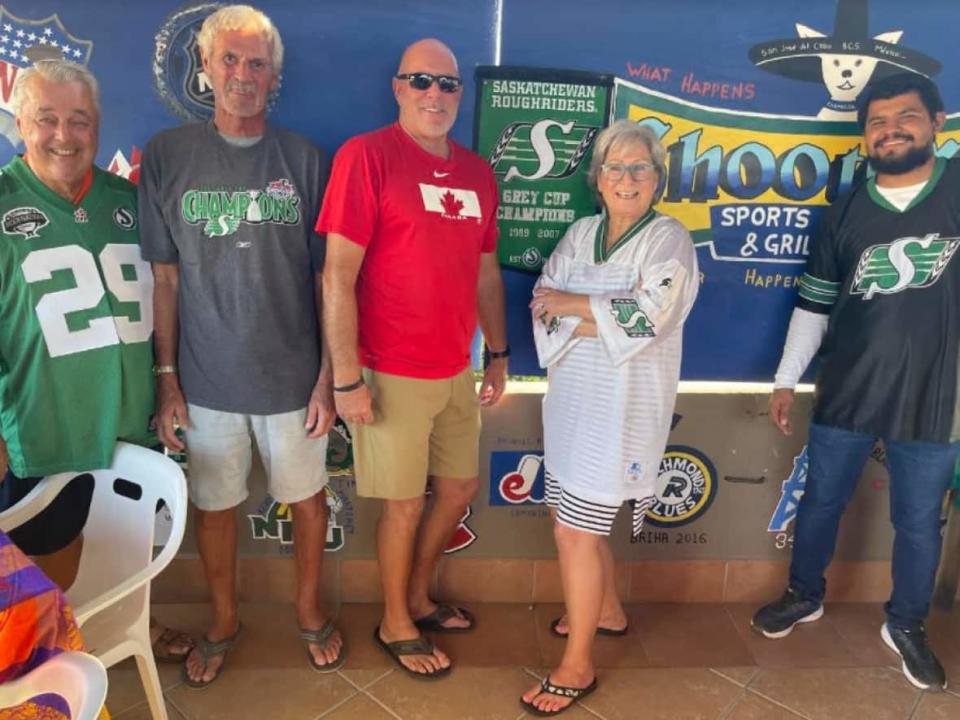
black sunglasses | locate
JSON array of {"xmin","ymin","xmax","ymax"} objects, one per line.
[{"xmin": 395, "ymin": 72, "xmax": 463, "ymax": 93}]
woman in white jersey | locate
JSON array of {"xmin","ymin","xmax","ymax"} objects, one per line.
[{"xmin": 521, "ymin": 120, "xmax": 699, "ymax": 716}]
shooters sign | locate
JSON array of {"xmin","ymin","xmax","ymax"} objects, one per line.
[{"xmin": 474, "ymin": 67, "xmax": 613, "ymax": 272}]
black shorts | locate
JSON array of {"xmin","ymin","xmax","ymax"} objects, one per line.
[{"xmin": 0, "ymin": 470, "xmax": 94, "ymax": 556}]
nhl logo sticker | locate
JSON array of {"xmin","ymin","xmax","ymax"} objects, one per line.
[
  {"xmin": 113, "ymin": 207, "xmax": 137, "ymax": 230},
  {"xmin": 73, "ymin": 207, "xmax": 88, "ymax": 224},
  {"xmin": 154, "ymin": 3, "xmax": 281, "ymax": 122},
  {"xmin": 153, "ymin": 3, "xmax": 221, "ymax": 122},
  {"xmin": 2, "ymin": 206, "xmax": 49, "ymax": 239}
]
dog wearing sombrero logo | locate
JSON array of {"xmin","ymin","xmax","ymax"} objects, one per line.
[{"xmin": 749, "ymin": 0, "xmax": 941, "ymax": 120}]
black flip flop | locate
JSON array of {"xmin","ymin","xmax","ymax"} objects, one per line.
[
  {"xmin": 413, "ymin": 604, "xmax": 476, "ymax": 634},
  {"xmin": 373, "ymin": 625, "xmax": 452, "ymax": 680},
  {"xmin": 549, "ymin": 616, "xmax": 628, "ymax": 638},
  {"xmin": 520, "ymin": 675, "xmax": 599, "ymax": 716}
]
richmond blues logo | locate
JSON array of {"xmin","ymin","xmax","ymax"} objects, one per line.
[
  {"xmin": 645, "ymin": 446, "xmax": 717, "ymax": 528},
  {"xmin": 489, "ymin": 119, "xmax": 598, "ymax": 183},
  {"xmin": 0, "ymin": 9, "xmax": 93, "ymax": 145},
  {"xmin": 851, "ymin": 234, "xmax": 959, "ymax": 300},
  {"xmin": 768, "ymin": 446, "xmax": 808, "ymax": 533},
  {"xmin": 182, "ymin": 179, "xmax": 301, "ymax": 238},
  {"xmin": 609, "ymin": 298, "xmax": 656, "ymax": 338}
]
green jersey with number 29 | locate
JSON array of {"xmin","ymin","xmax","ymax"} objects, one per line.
[{"xmin": 0, "ymin": 157, "xmax": 155, "ymax": 476}]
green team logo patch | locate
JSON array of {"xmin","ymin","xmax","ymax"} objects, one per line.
[
  {"xmin": 181, "ymin": 178, "xmax": 301, "ymax": 237},
  {"xmin": 851, "ymin": 234, "xmax": 960, "ymax": 300},
  {"xmin": 610, "ymin": 298, "xmax": 655, "ymax": 337}
]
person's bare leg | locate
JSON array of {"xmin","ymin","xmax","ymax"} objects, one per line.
[
  {"xmin": 552, "ymin": 536, "xmax": 626, "ymax": 635},
  {"xmin": 377, "ymin": 496, "xmax": 450, "ymax": 675},
  {"xmin": 290, "ymin": 492, "xmax": 343, "ymax": 666},
  {"xmin": 185, "ymin": 507, "xmax": 239, "ymax": 684},
  {"xmin": 31, "ymin": 534, "xmax": 83, "ymax": 591},
  {"xmin": 408, "ymin": 476, "xmax": 478, "ymax": 628},
  {"xmin": 523, "ymin": 522, "xmax": 601, "ymax": 713}
]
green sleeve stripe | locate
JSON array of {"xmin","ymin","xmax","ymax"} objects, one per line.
[
  {"xmin": 798, "ymin": 285, "xmax": 837, "ymax": 305},
  {"xmin": 798, "ymin": 273, "xmax": 841, "ymax": 292}
]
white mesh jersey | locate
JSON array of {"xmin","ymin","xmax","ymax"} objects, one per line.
[{"xmin": 534, "ymin": 212, "xmax": 699, "ymax": 505}]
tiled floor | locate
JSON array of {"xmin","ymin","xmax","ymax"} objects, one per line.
[{"xmin": 106, "ymin": 602, "xmax": 960, "ymax": 719}]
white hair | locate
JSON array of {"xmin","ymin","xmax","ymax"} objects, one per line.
[
  {"xmin": 11, "ymin": 59, "xmax": 100, "ymax": 116},
  {"xmin": 588, "ymin": 119, "xmax": 668, "ymax": 204},
  {"xmin": 196, "ymin": 4, "xmax": 284, "ymax": 73}
]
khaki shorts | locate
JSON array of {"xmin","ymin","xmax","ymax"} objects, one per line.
[
  {"xmin": 185, "ymin": 404, "xmax": 328, "ymax": 511},
  {"xmin": 351, "ymin": 368, "xmax": 480, "ymax": 499}
]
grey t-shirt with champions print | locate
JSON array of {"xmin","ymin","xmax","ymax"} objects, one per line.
[{"xmin": 139, "ymin": 121, "xmax": 326, "ymax": 415}]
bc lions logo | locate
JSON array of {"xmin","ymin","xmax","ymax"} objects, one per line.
[{"xmin": 768, "ymin": 446, "xmax": 808, "ymax": 532}]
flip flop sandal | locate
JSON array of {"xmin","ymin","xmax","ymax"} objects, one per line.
[
  {"xmin": 548, "ymin": 617, "xmax": 628, "ymax": 639},
  {"xmin": 181, "ymin": 624, "xmax": 242, "ymax": 689},
  {"xmin": 300, "ymin": 619, "xmax": 347, "ymax": 673},
  {"xmin": 413, "ymin": 604, "xmax": 476, "ymax": 634},
  {"xmin": 152, "ymin": 627, "xmax": 195, "ymax": 664},
  {"xmin": 373, "ymin": 625, "xmax": 452, "ymax": 680},
  {"xmin": 520, "ymin": 675, "xmax": 599, "ymax": 717}
]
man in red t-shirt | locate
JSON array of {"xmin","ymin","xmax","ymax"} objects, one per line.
[{"xmin": 317, "ymin": 38, "xmax": 508, "ymax": 678}]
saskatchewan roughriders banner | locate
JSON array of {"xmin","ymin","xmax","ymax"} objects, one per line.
[{"xmin": 474, "ymin": 67, "xmax": 613, "ymax": 272}]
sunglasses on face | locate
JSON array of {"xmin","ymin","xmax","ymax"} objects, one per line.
[
  {"xmin": 600, "ymin": 162, "xmax": 657, "ymax": 182},
  {"xmin": 395, "ymin": 72, "xmax": 463, "ymax": 93}
]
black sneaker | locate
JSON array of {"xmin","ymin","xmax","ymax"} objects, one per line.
[
  {"xmin": 881, "ymin": 623, "xmax": 946, "ymax": 691},
  {"xmin": 751, "ymin": 588, "xmax": 823, "ymax": 639}
]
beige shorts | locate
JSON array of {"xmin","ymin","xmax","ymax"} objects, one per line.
[
  {"xmin": 184, "ymin": 404, "xmax": 328, "ymax": 511},
  {"xmin": 351, "ymin": 368, "xmax": 480, "ymax": 500}
]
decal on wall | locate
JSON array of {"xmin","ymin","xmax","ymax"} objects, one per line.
[
  {"xmin": 0, "ymin": 7, "xmax": 93, "ymax": 145},
  {"xmin": 748, "ymin": 0, "xmax": 941, "ymax": 120}
]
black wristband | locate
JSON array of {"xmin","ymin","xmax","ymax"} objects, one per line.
[
  {"xmin": 333, "ymin": 377, "xmax": 365, "ymax": 393},
  {"xmin": 483, "ymin": 344, "xmax": 511, "ymax": 368}
]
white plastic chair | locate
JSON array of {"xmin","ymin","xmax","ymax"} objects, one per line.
[
  {"xmin": 0, "ymin": 651, "xmax": 107, "ymax": 720},
  {"xmin": 0, "ymin": 443, "xmax": 187, "ymax": 720}
]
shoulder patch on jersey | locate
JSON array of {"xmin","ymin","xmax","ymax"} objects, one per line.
[
  {"xmin": 2, "ymin": 206, "xmax": 49, "ymax": 239},
  {"xmin": 610, "ymin": 298, "xmax": 655, "ymax": 337},
  {"xmin": 113, "ymin": 207, "xmax": 137, "ymax": 230}
]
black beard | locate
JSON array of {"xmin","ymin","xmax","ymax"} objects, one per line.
[{"xmin": 869, "ymin": 143, "xmax": 934, "ymax": 175}]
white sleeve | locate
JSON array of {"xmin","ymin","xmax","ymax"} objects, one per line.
[
  {"xmin": 589, "ymin": 223, "xmax": 699, "ymax": 367},
  {"xmin": 773, "ymin": 307, "xmax": 829, "ymax": 388},
  {"xmin": 532, "ymin": 237, "xmax": 583, "ymax": 368}
]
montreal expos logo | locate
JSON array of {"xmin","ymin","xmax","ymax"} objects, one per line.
[{"xmin": 489, "ymin": 452, "xmax": 545, "ymax": 505}]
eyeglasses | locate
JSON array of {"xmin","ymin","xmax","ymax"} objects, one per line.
[
  {"xmin": 395, "ymin": 73, "xmax": 463, "ymax": 93},
  {"xmin": 601, "ymin": 162, "xmax": 657, "ymax": 182}
]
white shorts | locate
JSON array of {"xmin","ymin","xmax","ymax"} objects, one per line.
[
  {"xmin": 544, "ymin": 470, "xmax": 653, "ymax": 538},
  {"xmin": 184, "ymin": 404, "xmax": 328, "ymax": 511}
]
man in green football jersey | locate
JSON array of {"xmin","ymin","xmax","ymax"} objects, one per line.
[{"xmin": 0, "ymin": 58, "xmax": 193, "ymax": 663}]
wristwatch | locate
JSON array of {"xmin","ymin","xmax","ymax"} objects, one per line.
[{"xmin": 483, "ymin": 345, "xmax": 511, "ymax": 368}]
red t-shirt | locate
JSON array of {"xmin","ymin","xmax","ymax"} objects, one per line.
[{"xmin": 317, "ymin": 123, "xmax": 499, "ymax": 379}]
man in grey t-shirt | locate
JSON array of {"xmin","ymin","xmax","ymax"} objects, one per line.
[{"xmin": 139, "ymin": 5, "xmax": 343, "ymax": 686}]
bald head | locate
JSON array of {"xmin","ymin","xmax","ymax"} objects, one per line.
[
  {"xmin": 392, "ymin": 38, "xmax": 463, "ymax": 157},
  {"xmin": 397, "ymin": 38, "xmax": 459, "ymax": 76}
]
